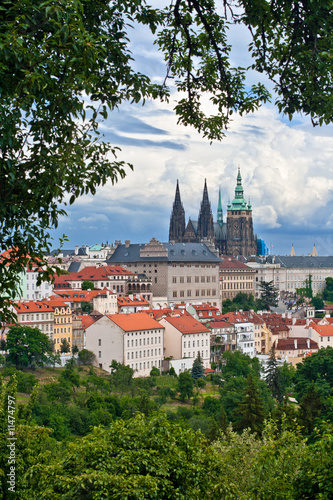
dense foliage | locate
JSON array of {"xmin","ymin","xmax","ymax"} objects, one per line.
[
  {"xmin": 2, "ymin": 351, "xmax": 333, "ymax": 498},
  {"xmin": 2, "ymin": 0, "xmax": 333, "ymax": 321}
]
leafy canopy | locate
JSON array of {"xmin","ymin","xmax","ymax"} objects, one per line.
[
  {"xmin": 5, "ymin": 325, "xmax": 53, "ymax": 368},
  {"xmin": 2, "ymin": 0, "xmax": 333, "ymax": 321}
]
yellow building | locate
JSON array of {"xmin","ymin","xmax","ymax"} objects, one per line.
[{"xmin": 49, "ymin": 299, "xmax": 73, "ymax": 353}]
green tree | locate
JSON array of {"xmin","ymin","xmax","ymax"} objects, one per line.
[
  {"xmin": 77, "ymin": 349, "xmax": 96, "ymax": 366},
  {"xmin": 109, "ymin": 360, "xmax": 134, "ymax": 395},
  {"xmin": 294, "ymin": 347, "xmax": 333, "ymax": 399},
  {"xmin": 72, "ymin": 344, "xmax": 79, "ymax": 355},
  {"xmin": 257, "ymin": 280, "xmax": 279, "ymax": 310},
  {"xmin": 81, "ymin": 301, "xmax": 93, "ymax": 313},
  {"xmin": 311, "ymin": 295, "xmax": 325, "ymax": 310},
  {"xmin": 2, "ymin": 0, "xmax": 333, "ymax": 323},
  {"xmin": 221, "ymin": 350, "xmax": 261, "ymax": 381},
  {"xmin": 60, "ymin": 338, "xmax": 71, "ymax": 354},
  {"xmin": 81, "ymin": 281, "xmax": 95, "ymax": 291},
  {"xmin": 265, "ymin": 348, "xmax": 283, "ymax": 402},
  {"xmin": 233, "ymin": 374, "xmax": 266, "ymax": 436},
  {"xmin": 177, "ymin": 371, "xmax": 194, "ymax": 401},
  {"xmin": 323, "ymin": 277, "xmax": 333, "ymax": 302},
  {"xmin": 192, "ymin": 352, "xmax": 204, "ymax": 380},
  {"xmin": 5, "ymin": 326, "xmax": 53, "ymax": 369},
  {"xmin": 24, "ymin": 413, "xmax": 214, "ymax": 499}
]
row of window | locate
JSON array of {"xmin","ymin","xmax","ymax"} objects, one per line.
[
  {"xmin": 20, "ymin": 313, "xmax": 53, "ymax": 321},
  {"xmin": 128, "ymin": 360, "xmax": 161, "ymax": 370},
  {"xmin": 223, "ymin": 282, "xmax": 252, "ymax": 289},
  {"xmin": 126, "ymin": 349, "xmax": 161, "ymax": 359},
  {"xmin": 54, "ymin": 327, "xmax": 71, "ymax": 334},
  {"xmin": 172, "ymin": 289, "xmax": 217, "ymax": 297},
  {"xmin": 184, "ymin": 350, "xmax": 208, "ymax": 358},
  {"xmin": 54, "ymin": 337, "xmax": 71, "ymax": 344},
  {"xmin": 184, "ymin": 340, "xmax": 209, "ymax": 348},
  {"xmin": 27, "ymin": 283, "xmax": 50, "ymax": 290},
  {"xmin": 27, "ymin": 324, "xmax": 53, "ymax": 332},
  {"xmin": 127, "ymin": 337, "xmax": 161, "ymax": 347},
  {"xmin": 172, "ymin": 276, "xmax": 217, "ymax": 284},
  {"xmin": 55, "ymin": 317, "xmax": 71, "ymax": 324},
  {"xmin": 126, "ymin": 330, "xmax": 162, "ymax": 336}
]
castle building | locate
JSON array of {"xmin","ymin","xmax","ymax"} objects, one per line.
[{"xmin": 169, "ymin": 168, "xmax": 257, "ymax": 258}]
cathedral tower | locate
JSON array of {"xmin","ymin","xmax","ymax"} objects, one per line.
[
  {"xmin": 226, "ymin": 168, "xmax": 256, "ymax": 257},
  {"xmin": 169, "ymin": 180, "xmax": 186, "ymax": 241},
  {"xmin": 197, "ymin": 179, "xmax": 214, "ymax": 241}
]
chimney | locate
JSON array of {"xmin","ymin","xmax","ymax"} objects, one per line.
[
  {"xmin": 306, "ymin": 338, "xmax": 310, "ymax": 349},
  {"xmin": 75, "ymin": 245, "xmax": 79, "ymax": 255},
  {"xmin": 306, "ymin": 318, "xmax": 309, "ymax": 326},
  {"xmin": 294, "ymin": 339, "xmax": 297, "ymax": 349},
  {"xmin": 125, "ymin": 240, "xmax": 131, "ymax": 247},
  {"xmin": 309, "ymin": 327, "xmax": 312, "ymax": 339}
]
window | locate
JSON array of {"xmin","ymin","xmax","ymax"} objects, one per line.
[
  {"xmin": 180, "ymin": 291, "xmax": 184, "ymax": 297},
  {"xmin": 180, "ymin": 276, "xmax": 184, "ymax": 283},
  {"xmin": 172, "ymin": 276, "xmax": 177, "ymax": 283},
  {"xmin": 187, "ymin": 276, "xmax": 191, "ymax": 283},
  {"xmin": 98, "ymin": 339, "xmax": 101, "ymax": 346},
  {"xmin": 98, "ymin": 351, "xmax": 101, "ymax": 358},
  {"xmin": 173, "ymin": 291, "xmax": 177, "ymax": 298}
]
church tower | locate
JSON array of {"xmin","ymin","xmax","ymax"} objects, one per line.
[
  {"xmin": 197, "ymin": 179, "xmax": 214, "ymax": 241},
  {"xmin": 217, "ymin": 187, "xmax": 223, "ymax": 227},
  {"xmin": 226, "ymin": 168, "xmax": 256, "ymax": 257},
  {"xmin": 169, "ymin": 180, "xmax": 185, "ymax": 241}
]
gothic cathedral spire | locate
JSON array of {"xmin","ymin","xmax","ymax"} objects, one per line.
[
  {"xmin": 169, "ymin": 180, "xmax": 185, "ymax": 241},
  {"xmin": 197, "ymin": 179, "xmax": 214, "ymax": 240}
]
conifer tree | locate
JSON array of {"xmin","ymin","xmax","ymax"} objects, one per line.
[
  {"xmin": 233, "ymin": 374, "xmax": 266, "ymax": 436},
  {"xmin": 192, "ymin": 352, "xmax": 204, "ymax": 380},
  {"xmin": 265, "ymin": 348, "xmax": 283, "ymax": 402}
]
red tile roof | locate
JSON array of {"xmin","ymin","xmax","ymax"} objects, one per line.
[
  {"xmin": 76, "ymin": 315, "xmax": 96, "ymax": 330},
  {"xmin": 106, "ymin": 312, "xmax": 163, "ymax": 332},
  {"xmin": 274, "ymin": 338, "xmax": 318, "ymax": 351},
  {"xmin": 163, "ymin": 315, "xmax": 210, "ymax": 335},
  {"xmin": 219, "ymin": 259, "xmax": 253, "ymax": 270},
  {"xmin": 117, "ymin": 295, "xmax": 149, "ymax": 307},
  {"xmin": 53, "ymin": 266, "xmax": 136, "ymax": 287},
  {"xmin": 53, "ymin": 289, "xmax": 109, "ymax": 302},
  {"xmin": 307, "ymin": 323, "xmax": 333, "ymax": 337},
  {"xmin": 13, "ymin": 299, "xmax": 69, "ymax": 313}
]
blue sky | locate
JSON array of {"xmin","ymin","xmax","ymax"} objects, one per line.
[{"xmin": 49, "ymin": 10, "xmax": 333, "ymax": 257}]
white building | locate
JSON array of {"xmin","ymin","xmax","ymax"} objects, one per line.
[
  {"xmin": 159, "ymin": 314, "xmax": 211, "ymax": 373},
  {"xmin": 85, "ymin": 312, "xmax": 164, "ymax": 377},
  {"xmin": 248, "ymin": 255, "xmax": 333, "ymax": 298}
]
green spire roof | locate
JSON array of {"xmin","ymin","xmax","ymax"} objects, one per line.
[
  {"xmin": 228, "ymin": 167, "xmax": 251, "ymax": 211},
  {"xmin": 217, "ymin": 187, "xmax": 223, "ymax": 227}
]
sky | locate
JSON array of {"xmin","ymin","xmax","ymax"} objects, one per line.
[{"xmin": 49, "ymin": 8, "xmax": 333, "ymax": 257}]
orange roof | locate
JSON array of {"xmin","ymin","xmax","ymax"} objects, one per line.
[
  {"xmin": 13, "ymin": 299, "xmax": 69, "ymax": 313},
  {"xmin": 53, "ymin": 289, "xmax": 108, "ymax": 302},
  {"xmin": 106, "ymin": 312, "xmax": 163, "ymax": 332},
  {"xmin": 274, "ymin": 338, "xmax": 318, "ymax": 351},
  {"xmin": 76, "ymin": 315, "xmax": 96, "ymax": 330},
  {"xmin": 163, "ymin": 315, "xmax": 210, "ymax": 335},
  {"xmin": 53, "ymin": 266, "xmax": 136, "ymax": 288},
  {"xmin": 207, "ymin": 320, "xmax": 235, "ymax": 329},
  {"xmin": 219, "ymin": 259, "xmax": 253, "ymax": 270},
  {"xmin": 117, "ymin": 295, "xmax": 149, "ymax": 307},
  {"xmin": 307, "ymin": 323, "xmax": 333, "ymax": 336}
]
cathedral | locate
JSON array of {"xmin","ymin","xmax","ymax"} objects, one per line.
[{"xmin": 168, "ymin": 168, "xmax": 257, "ymax": 257}]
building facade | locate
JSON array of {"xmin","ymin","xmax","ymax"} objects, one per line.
[{"xmin": 107, "ymin": 238, "xmax": 222, "ymax": 309}]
